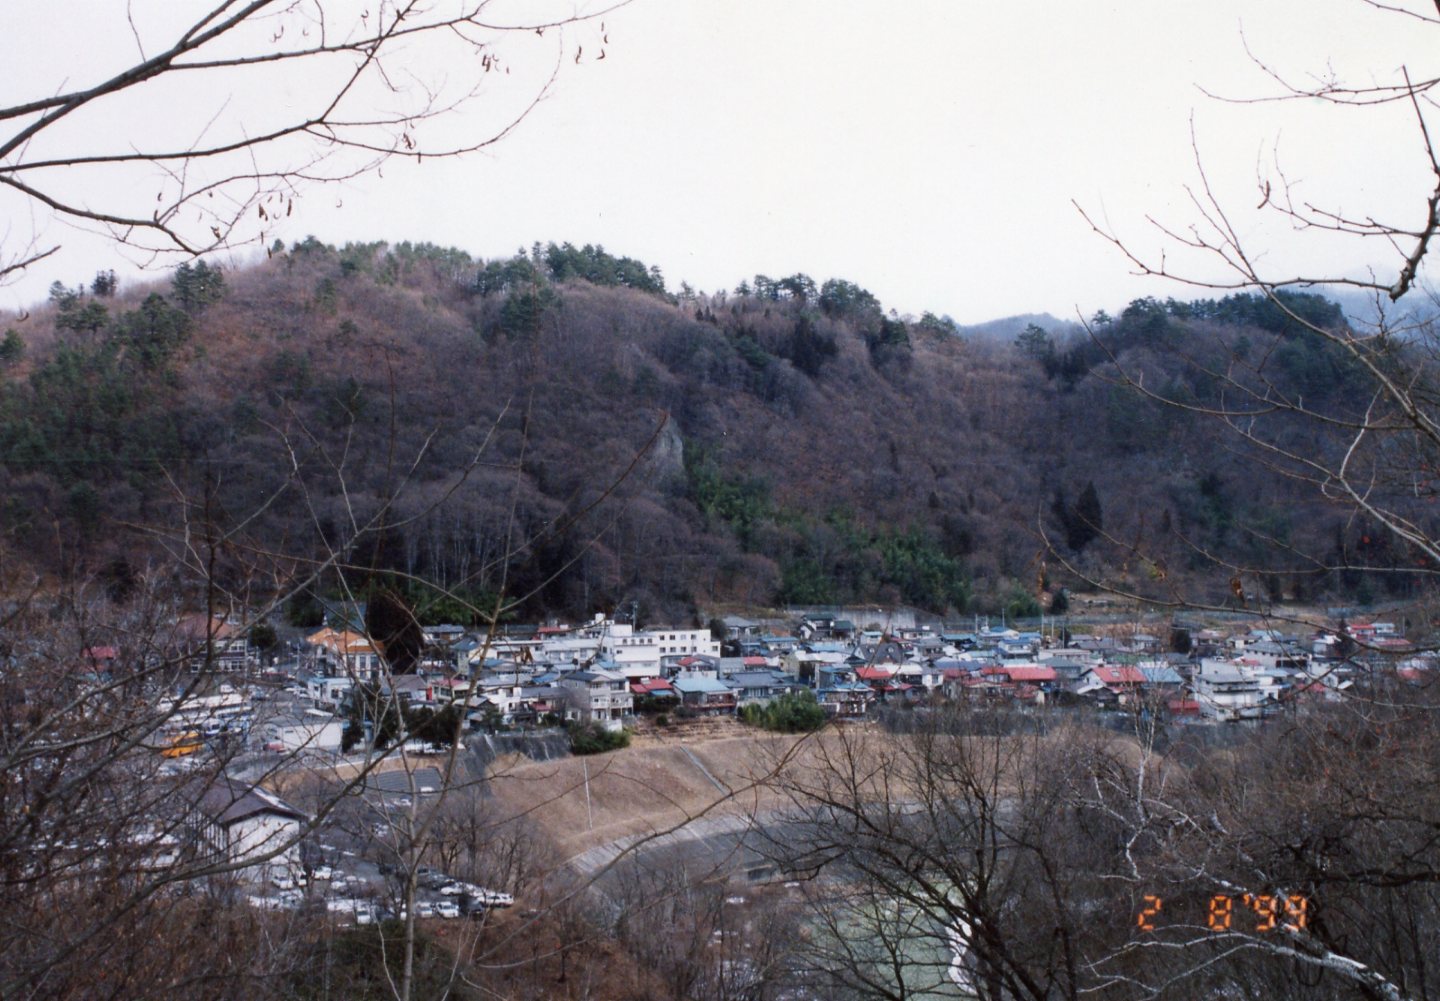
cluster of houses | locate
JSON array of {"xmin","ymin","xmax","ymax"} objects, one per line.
[
  {"xmin": 278, "ymin": 610, "xmax": 1428, "ymax": 739},
  {"xmin": 60, "ymin": 609, "xmax": 1427, "ymax": 894}
]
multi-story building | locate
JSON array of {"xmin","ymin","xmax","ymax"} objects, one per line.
[
  {"xmin": 557, "ymin": 667, "xmax": 633, "ymax": 729},
  {"xmin": 305, "ymin": 626, "xmax": 383, "ymax": 681},
  {"xmin": 176, "ymin": 613, "xmax": 255, "ymax": 673}
]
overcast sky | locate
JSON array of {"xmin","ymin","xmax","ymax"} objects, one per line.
[{"xmin": 3, "ymin": 1, "xmax": 1432, "ymax": 323}]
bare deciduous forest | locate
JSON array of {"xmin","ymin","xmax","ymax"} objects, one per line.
[{"xmin": 0, "ymin": 242, "xmax": 1409, "ymax": 624}]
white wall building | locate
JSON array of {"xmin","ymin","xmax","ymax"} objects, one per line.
[
  {"xmin": 305, "ymin": 627, "xmax": 383, "ymax": 681},
  {"xmin": 1194, "ymin": 659, "xmax": 1266, "ymax": 721},
  {"xmin": 541, "ymin": 617, "xmax": 720, "ymax": 680},
  {"xmin": 191, "ymin": 775, "xmax": 307, "ymax": 877},
  {"xmin": 306, "ymin": 675, "xmax": 355, "ymax": 709},
  {"xmin": 264, "ymin": 709, "xmax": 344, "ymax": 752},
  {"xmin": 557, "ymin": 668, "xmax": 633, "ymax": 729}
]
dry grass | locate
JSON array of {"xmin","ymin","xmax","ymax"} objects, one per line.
[{"xmin": 479, "ymin": 731, "xmax": 830, "ymax": 859}]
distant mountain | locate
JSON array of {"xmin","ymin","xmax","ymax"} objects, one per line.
[
  {"xmin": 1317, "ymin": 286, "xmax": 1440, "ymax": 333},
  {"xmin": 955, "ymin": 312, "xmax": 1085, "ymax": 343}
]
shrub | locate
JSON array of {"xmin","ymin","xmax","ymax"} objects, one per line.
[
  {"xmin": 742, "ymin": 690, "xmax": 827, "ymax": 733},
  {"xmin": 568, "ymin": 721, "xmax": 631, "ymax": 755}
]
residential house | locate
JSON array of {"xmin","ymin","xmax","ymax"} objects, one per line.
[
  {"xmin": 558, "ymin": 668, "xmax": 633, "ymax": 728},
  {"xmin": 996, "ymin": 664, "xmax": 1058, "ymax": 689},
  {"xmin": 722, "ymin": 669, "xmax": 799, "ymax": 707},
  {"xmin": 630, "ymin": 676, "xmax": 679, "ymax": 707},
  {"xmin": 760, "ymin": 634, "xmax": 800, "ymax": 655},
  {"xmin": 1042, "ymin": 659, "xmax": 1092, "ymax": 691},
  {"xmin": 721, "ymin": 615, "xmax": 761, "ymax": 639},
  {"xmin": 176, "ymin": 613, "xmax": 254, "ymax": 673},
  {"xmin": 816, "ymin": 665, "xmax": 871, "ymax": 717},
  {"xmin": 1137, "ymin": 664, "xmax": 1185, "ymax": 697},
  {"xmin": 855, "ymin": 664, "xmax": 916, "ymax": 702},
  {"xmin": 305, "ymin": 674, "xmax": 354, "ymax": 709},
  {"xmin": 1078, "ymin": 665, "xmax": 1148, "ymax": 704},
  {"xmin": 469, "ymin": 683, "xmax": 565, "ymax": 727},
  {"xmin": 894, "ymin": 660, "xmax": 942, "ymax": 694},
  {"xmin": 430, "ymin": 674, "xmax": 473, "ymax": 705},
  {"xmin": 1193, "ymin": 659, "xmax": 1266, "ymax": 721},
  {"xmin": 449, "ymin": 637, "xmax": 484, "ymax": 671},
  {"xmin": 671, "ymin": 675, "xmax": 738, "ymax": 714},
  {"xmin": 670, "ymin": 654, "xmax": 722, "ymax": 680},
  {"xmin": 421, "ymin": 623, "xmax": 467, "ymax": 647},
  {"xmin": 784, "ymin": 644, "xmax": 847, "ymax": 684},
  {"xmin": 467, "ymin": 677, "xmax": 531, "ymax": 724},
  {"xmin": 381, "ymin": 674, "xmax": 434, "ymax": 706}
]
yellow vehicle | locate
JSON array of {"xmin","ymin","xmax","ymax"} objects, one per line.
[{"xmin": 160, "ymin": 731, "xmax": 203, "ymax": 758}]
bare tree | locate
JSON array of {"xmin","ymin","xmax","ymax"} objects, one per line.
[
  {"xmin": 766, "ymin": 695, "xmax": 1440, "ymax": 1001},
  {"xmin": 0, "ymin": 0, "xmax": 623, "ymax": 284},
  {"xmin": 1061, "ymin": 1, "xmax": 1440, "ymax": 615}
]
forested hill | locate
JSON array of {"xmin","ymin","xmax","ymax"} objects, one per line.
[{"xmin": 0, "ymin": 240, "xmax": 1405, "ymax": 624}]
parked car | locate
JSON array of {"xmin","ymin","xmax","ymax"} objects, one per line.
[
  {"xmin": 311, "ymin": 865, "xmax": 334, "ymax": 881},
  {"xmin": 271, "ymin": 873, "xmax": 295, "ymax": 890},
  {"xmin": 478, "ymin": 889, "xmax": 514, "ymax": 908},
  {"xmin": 415, "ymin": 901, "xmax": 436, "ymax": 919},
  {"xmin": 435, "ymin": 900, "xmax": 461, "ymax": 919},
  {"xmin": 438, "ymin": 882, "xmax": 467, "ymax": 896}
]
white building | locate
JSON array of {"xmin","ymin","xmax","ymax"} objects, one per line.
[
  {"xmin": 541, "ymin": 616, "xmax": 720, "ymax": 680},
  {"xmin": 306, "ymin": 674, "xmax": 355, "ymax": 709},
  {"xmin": 305, "ymin": 627, "xmax": 383, "ymax": 681},
  {"xmin": 190, "ymin": 775, "xmax": 307, "ymax": 877},
  {"xmin": 263, "ymin": 709, "xmax": 344, "ymax": 752},
  {"xmin": 1193, "ymin": 659, "xmax": 1266, "ymax": 721},
  {"xmin": 557, "ymin": 668, "xmax": 633, "ymax": 729}
]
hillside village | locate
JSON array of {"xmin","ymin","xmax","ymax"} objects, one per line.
[
  {"xmin": 46, "ymin": 599, "xmax": 1427, "ymax": 936},
  {"xmin": 201, "ymin": 607, "xmax": 1425, "ymax": 745}
]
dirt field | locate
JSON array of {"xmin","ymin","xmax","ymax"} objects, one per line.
[{"xmin": 480, "ymin": 729, "xmax": 819, "ymax": 861}]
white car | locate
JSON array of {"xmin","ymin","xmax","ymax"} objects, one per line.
[
  {"xmin": 415, "ymin": 901, "xmax": 436, "ymax": 919},
  {"xmin": 438, "ymin": 882, "xmax": 467, "ymax": 896},
  {"xmin": 435, "ymin": 900, "xmax": 461, "ymax": 919},
  {"xmin": 311, "ymin": 865, "xmax": 334, "ymax": 881},
  {"xmin": 271, "ymin": 873, "xmax": 295, "ymax": 890},
  {"xmin": 479, "ymin": 890, "xmax": 514, "ymax": 908}
]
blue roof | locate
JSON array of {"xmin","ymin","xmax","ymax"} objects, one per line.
[
  {"xmin": 672, "ymin": 676, "xmax": 734, "ymax": 694},
  {"xmin": 1140, "ymin": 666, "xmax": 1183, "ymax": 684},
  {"xmin": 723, "ymin": 670, "xmax": 789, "ymax": 687}
]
